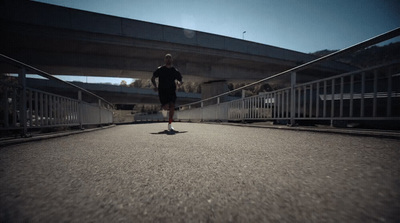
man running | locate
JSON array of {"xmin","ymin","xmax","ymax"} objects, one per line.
[{"xmin": 151, "ymin": 54, "xmax": 183, "ymax": 131}]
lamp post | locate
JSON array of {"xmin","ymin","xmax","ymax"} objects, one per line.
[{"xmin": 242, "ymin": 31, "xmax": 246, "ymax": 40}]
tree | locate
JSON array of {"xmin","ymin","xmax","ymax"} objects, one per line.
[
  {"xmin": 120, "ymin": 80, "xmax": 127, "ymax": 86},
  {"xmin": 132, "ymin": 79, "xmax": 142, "ymax": 88}
]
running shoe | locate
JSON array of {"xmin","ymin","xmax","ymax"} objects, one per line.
[{"xmin": 168, "ymin": 124, "xmax": 174, "ymax": 131}]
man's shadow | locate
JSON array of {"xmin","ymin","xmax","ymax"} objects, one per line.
[{"xmin": 151, "ymin": 130, "xmax": 188, "ymax": 135}]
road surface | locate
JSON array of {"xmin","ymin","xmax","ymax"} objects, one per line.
[{"xmin": 1, "ymin": 123, "xmax": 399, "ymax": 222}]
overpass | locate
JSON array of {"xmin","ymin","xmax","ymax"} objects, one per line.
[{"xmin": 0, "ymin": 0, "xmax": 355, "ymax": 85}]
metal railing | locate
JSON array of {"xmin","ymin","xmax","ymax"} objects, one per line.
[
  {"xmin": 226, "ymin": 62, "xmax": 399, "ymax": 122},
  {"xmin": 1, "ymin": 54, "xmax": 114, "ymax": 136},
  {"xmin": 175, "ymin": 27, "xmax": 400, "ymax": 125}
]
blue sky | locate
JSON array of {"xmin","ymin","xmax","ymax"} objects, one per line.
[{"xmin": 33, "ymin": 0, "xmax": 400, "ymax": 84}]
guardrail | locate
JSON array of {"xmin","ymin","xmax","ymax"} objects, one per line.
[
  {"xmin": 175, "ymin": 27, "xmax": 400, "ymax": 125},
  {"xmin": 1, "ymin": 54, "xmax": 114, "ymax": 136}
]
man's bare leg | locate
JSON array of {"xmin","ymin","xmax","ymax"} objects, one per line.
[
  {"xmin": 169, "ymin": 102, "xmax": 174, "ymax": 124},
  {"xmin": 162, "ymin": 104, "xmax": 169, "ymax": 111}
]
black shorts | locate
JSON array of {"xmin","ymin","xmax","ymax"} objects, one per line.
[{"xmin": 158, "ymin": 88, "xmax": 177, "ymax": 106}]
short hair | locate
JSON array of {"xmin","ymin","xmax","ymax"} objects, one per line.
[{"xmin": 165, "ymin": 54, "xmax": 172, "ymax": 58}]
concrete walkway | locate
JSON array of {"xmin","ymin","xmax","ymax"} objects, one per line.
[{"xmin": 1, "ymin": 123, "xmax": 399, "ymax": 222}]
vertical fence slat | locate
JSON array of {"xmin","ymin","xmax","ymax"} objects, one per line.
[
  {"xmin": 361, "ymin": 72, "xmax": 365, "ymax": 117},
  {"xmin": 3, "ymin": 88, "xmax": 9, "ymax": 128},
  {"xmin": 373, "ymin": 70, "xmax": 378, "ymax": 117},
  {"xmin": 262, "ymin": 96, "xmax": 265, "ymax": 119},
  {"xmin": 35, "ymin": 91, "xmax": 39, "ymax": 126},
  {"xmin": 49, "ymin": 95, "xmax": 53, "ymax": 126},
  {"xmin": 45, "ymin": 94, "xmax": 49, "ymax": 126},
  {"xmin": 340, "ymin": 77, "xmax": 344, "ymax": 118},
  {"xmin": 56, "ymin": 97, "xmax": 59, "ymax": 125},
  {"xmin": 29, "ymin": 90, "xmax": 33, "ymax": 127},
  {"xmin": 303, "ymin": 86, "xmax": 307, "ymax": 118},
  {"xmin": 63, "ymin": 98, "xmax": 67, "ymax": 124},
  {"xmin": 323, "ymin": 81, "xmax": 327, "ymax": 118},
  {"xmin": 251, "ymin": 97, "xmax": 254, "ymax": 119},
  {"xmin": 19, "ymin": 68, "xmax": 27, "ymax": 135},
  {"xmin": 387, "ymin": 68, "xmax": 392, "ymax": 117},
  {"xmin": 281, "ymin": 92, "xmax": 284, "ymax": 119},
  {"xmin": 269, "ymin": 94, "xmax": 272, "ymax": 118},
  {"xmin": 286, "ymin": 90, "xmax": 289, "ymax": 118},
  {"xmin": 331, "ymin": 79, "xmax": 335, "ymax": 118},
  {"xmin": 276, "ymin": 93, "xmax": 280, "ymax": 118},
  {"xmin": 316, "ymin": 82, "xmax": 319, "ymax": 118},
  {"xmin": 254, "ymin": 97, "xmax": 257, "ymax": 119},
  {"xmin": 257, "ymin": 97, "xmax": 260, "ymax": 119},
  {"xmin": 297, "ymin": 88, "xmax": 301, "ymax": 118},
  {"xmin": 12, "ymin": 88, "xmax": 17, "ymax": 127},
  {"xmin": 69, "ymin": 99, "xmax": 72, "ymax": 124},
  {"xmin": 274, "ymin": 92, "xmax": 277, "ymax": 118},
  {"xmin": 64, "ymin": 98, "xmax": 67, "ymax": 124},
  {"xmin": 309, "ymin": 84, "xmax": 313, "ymax": 118},
  {"xmin": 350, "ymin": 75, "xmax": 354, "ymax": 118},
  {"xmin": 40, "ymin": 92, "xmax": 43, "ymax": 126}
]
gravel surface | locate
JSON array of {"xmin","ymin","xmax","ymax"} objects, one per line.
[{"xmin": 1, "ymin": 123, "xmax": 399, "ymax": 222}]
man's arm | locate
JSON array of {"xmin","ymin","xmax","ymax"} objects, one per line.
[
  {"xmin": 151, "ymin": 76, "xmax": 158, "ymax": 92},
  {"xmin": 176, "ymin": 80, "xmax": 183, "ymax": 89},
  {"xmin": 176, "ymin": 69, "xmax": 183, "ymax": 88}
]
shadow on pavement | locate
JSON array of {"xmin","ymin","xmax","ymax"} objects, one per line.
[{"xmin": 151, "ymin": 130, "xmax": 188, "ymax": 135}]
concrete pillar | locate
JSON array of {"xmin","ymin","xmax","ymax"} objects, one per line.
[{"xmin": 201, "ymin": 80, "xmax": 229, "ymax": 106}]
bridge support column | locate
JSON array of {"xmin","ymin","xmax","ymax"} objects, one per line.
[{"xmin": 201, "ymin": 80, "xmax": 229, "ymax": 106}]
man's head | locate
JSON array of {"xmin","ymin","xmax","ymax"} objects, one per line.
[{"xmin": 164, "ymin": 54, "xmax": 173, "ymax": 66}]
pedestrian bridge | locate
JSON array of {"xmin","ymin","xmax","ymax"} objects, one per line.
[
  {"xmin": 0, "ymin": 25, "xmax": 400, "ymax": 222},
  {"xmin": 1, "ymin": 27, "xmax": 400, "ymax": 136}
]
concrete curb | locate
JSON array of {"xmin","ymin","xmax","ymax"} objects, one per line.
[
  {"xmin": 0, "ymin": 125, "xmax": 116, "ymax": 148},
  {"xmin": 212, "ymin": 122, "xmax": 400, "ymax": 139}
]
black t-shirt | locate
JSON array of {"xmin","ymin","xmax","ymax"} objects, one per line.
[{"xmin": 153, "ymin": 66, "xmax": 182, "ymax": 90}]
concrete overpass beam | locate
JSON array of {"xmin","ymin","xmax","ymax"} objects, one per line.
[{"xmin": 201, "ymin": 80, "xmax": 229, "ymax": 106}]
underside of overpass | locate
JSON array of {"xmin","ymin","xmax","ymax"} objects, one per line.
[{"xmin": 0, "ymin": 0, "xmax": 355, "ymax": 86}]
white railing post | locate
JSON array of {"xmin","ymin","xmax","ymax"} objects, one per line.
[
  {"xmin": 98, "ymin": 99, "xmax": 102, "ymax": 125},
  {"xmin": 78, "ymin": 90, "xmax": 83, "ymax": 129},
  {"xmin": 216, "ymin": 97, "xmax": 220, "ymax": 121},
  {"xmin": 241, "ymin": 90, "xmax": 245, "ymax": 123},
  {"xmin": 201, "ymin": 101, "xmax": 204, "ymax": 122},
  {"xmin": 18, "ymin": 67, "xmax": 28, "ymax": 136},
  {"xmin": 290, "ymin": 72, "xmax": 296, "ymax": 126},
  {"xmin": 2, "ymin": 84, "xmax": 9, "ymax": 128}
]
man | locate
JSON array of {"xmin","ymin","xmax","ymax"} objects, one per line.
[{"xmin": 151, "ymin": 54, "xmax": 183, "ymax": 131}]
